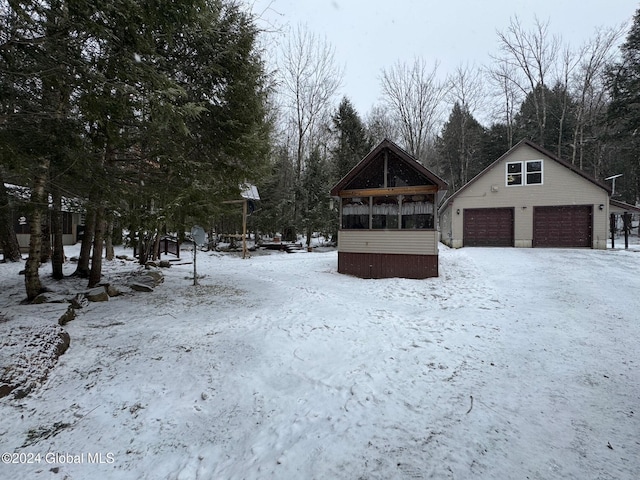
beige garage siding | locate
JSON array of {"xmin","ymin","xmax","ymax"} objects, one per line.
[{"xmin": 338, "ymin": 230, "xmax": 438, "ymax": 255}]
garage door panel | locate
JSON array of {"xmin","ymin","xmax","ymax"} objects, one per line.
[
  {"xmin": 463, "ymin": 208, "xmax": 514, "ymax": 247},
  {"xmin": 533, "ymin": 205, "xmax": 592, "ymax": 247}
]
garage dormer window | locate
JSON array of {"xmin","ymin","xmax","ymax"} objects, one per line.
[{"xmin": 506, "ymin": 160, "xmax": 543, "ymax": 186}]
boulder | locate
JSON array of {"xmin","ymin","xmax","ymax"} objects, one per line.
[
  {"xmin": 0, "ymin": 325, "xmax": 71, "ymax": 399},
  {"xmin": 58, "ymin": 306, "xmax": 76, "ymax": 326},
  {"xmin": 106, "ymin": 284, "xmax": 122, "ymax": 297},
  {"xmin": 70, "ymin": 293, "xmax": 89, "ymax": 309},
  {"xmin": 32, "ymin": 293, "xmax": 67, "ymax": 304},
  {"xmin": 130, "ymin": 282, "xmax": 154, "ymax": 292},
  {"xmin": 141, "ymin": 270, "xmax": 164, "ymax": 286},
  {"xmin": 85, "ymin": 287, "xmax": 109, "ymax": 302}
]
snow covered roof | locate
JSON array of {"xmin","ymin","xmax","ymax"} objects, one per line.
[{"xmin": 4, "ymin": 183, "xmax": 85, "ymax": 213}]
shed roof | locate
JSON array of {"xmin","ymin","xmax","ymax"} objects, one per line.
[
  {"xmin": 610, "ymin": 199, "xmax": 640, "ymax": 214},
  {"xmin": 330, "ymin": 138, "xmax": 448, "ymax": 196},
  {"xmin": 440, "ymin": 139, "xmax": 612, "ymax": 211}
]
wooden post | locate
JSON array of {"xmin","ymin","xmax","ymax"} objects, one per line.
[
  {"xmin": 623, "ymin": 212, "xmax": 631, "ymax": 250},
  {"xmin": 610, "ymin": 213, "xmax": 616, "ymax": 249}
]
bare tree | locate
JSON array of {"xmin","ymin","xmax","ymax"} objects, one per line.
[
  {"xmin": 380, "ymin": 57, "xmax": 448, "ymax": 164},
  {"xmin": 448, "ymin": 63, "xmax": 486, "ymax": 119},
  {"xmin": 278, "ymin": 24, "xmax": 343, "ymax": 180},
  {"xmin": 493, "ymin": 16, "xmax": 561, "ymax": 147},
  {"xmin": 366, "ymin": 104, "xmax": 399, "ymax": 144},
  {"xmin": 487, "ymin": 60, "xmax": 522, "ymax": 149},
  {"xmin": 442, "ymin": 64, "xmax": 487, "ymax": 187},
  {"xmin": 569, "ymin": 25, "xmax": 625, "ymax": 170}
]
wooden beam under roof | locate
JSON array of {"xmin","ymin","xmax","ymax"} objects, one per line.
[{"xmin": 338, "ymin": 185, "xmax": 438, "ymax": 198}]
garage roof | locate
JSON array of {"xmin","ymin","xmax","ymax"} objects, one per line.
[{"xmin": 440, "ymin": 139, "xmax": 612, "ymax": 212}]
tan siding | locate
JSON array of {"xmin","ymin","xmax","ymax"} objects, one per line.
[
  {"xmin": 443, "ymin": 144, "xmax": 609, "ymax": 249},
  {"xmin": 338, "ymin": 230, "xmax": 438, "ymax": 255}
]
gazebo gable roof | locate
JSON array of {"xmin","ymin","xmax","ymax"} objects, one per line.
[{"xmin": 330, "ymin": 138, "xmax": 448, "ymax": 196}]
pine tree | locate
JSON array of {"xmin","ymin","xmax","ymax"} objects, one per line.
[
  {"xmin": 302, "ymin": 146, "xmax": 331, "ymax": 246},
  {"xmin": 331, "ymin": 97, "xmax": 372, "ymax": 183},
  {"xmin": 436, "ymin": 102, "xmax": 486, "ymax": 192},
  {"xmin": 607, "ymin": 7, "xmax": 640, "ymax": 202}
]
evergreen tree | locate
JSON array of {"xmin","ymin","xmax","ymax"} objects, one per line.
[
  {"xmin": 302, "ymin": 146, "xmax": 331, "ymax": 246},
  {"xmin": 1, "ymin": 0, "xmax": 271, "ymax": 296},
  {"xmin": 514, "ymin": 83, "xmax": 577, "ymax": 159},
  {"xmin": 0, "ymin": 169, "xmax": 21, "ymax": 262},
  {"xmin": 607, "ymin": 7, "xmax": 640, "ymax": 202},
  {"xmin": 330, "ymin": 97, "xmax": 372, "ymax": 183},
  {"xmin": 436, "ymin": 102, "xmax": 486, "ymax": 192}
]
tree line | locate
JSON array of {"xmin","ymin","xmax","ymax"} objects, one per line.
[
  {"xmin": 1, "ymin": 0, "xmax": 270, "ymax": 300},
  {"xmin": 1, "ymin": 2, "xmax": 639, "ymax": 301},
  {"xmin": 254, "ymin": 10, "xmax": 640, "ymax": 245}
]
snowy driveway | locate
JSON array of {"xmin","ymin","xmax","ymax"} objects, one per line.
[{"xmin": 1, "ymin": 245, "xmax": 639, "ymax": 479}]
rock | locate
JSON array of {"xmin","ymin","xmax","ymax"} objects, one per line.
[
  {"xmin": 32, "ymin": 293, "xmax": 67, "ymax": 304},
  {"xmin": 130, "ymin": 282, "xmax": 154, "ymax": 292},
  {"xmin": 70, "ymin": 293, "xmax": 89, "ymax": 309},
  {"xmin": 85, "ymin": 287, "xmax": 109, "ymax": 302},
  {"xmin": 116, "ymin": 254, "xmax": 129, "ymax": 260},
  {"xmin": 0, "ymin": 325, "xmax": 71, "ymax": 399},
  {"xmin": 57, "ymin": 330, "xmax": 71, "ymax": 355},
  {"xmin": 106, "ymin": 284, "xmax": 122, "ymax": 297},
  {"xmin": 159, "ymin": 260, "xmax": 171, "ymax": 268},
  {"xmin": 145, "ymin": 271, "xmax": 164, "ymax": 286},
  {"xmin": 146, "ymin": 261, "xmax": 158, "ymax": 268},
  {"xmin": 58, "ymin": 306, "xmax": 76, "ymax": 325}
]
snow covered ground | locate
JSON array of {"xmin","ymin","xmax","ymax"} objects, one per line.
[{"xmin": 1, "ymin": 240, "xmax": 639, "ymax": 479}]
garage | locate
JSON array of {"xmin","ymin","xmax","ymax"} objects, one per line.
[
  {"xmin": 463, "ymin": 208, "xmax": 514, "ymax": 247},
  {"xmin": 533, "ymin": 205, "xmax": 592, "ymax": 247}
]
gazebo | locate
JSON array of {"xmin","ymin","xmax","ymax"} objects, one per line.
[{"xmin": 330, "ymin": 139, "xmax": 448, "ymax": 279}]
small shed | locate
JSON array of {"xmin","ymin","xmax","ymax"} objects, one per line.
[
  {"xmin": 439, "ymin": 140, "xmax": 611, "ymax": 249},
  {"xmin": 330, "ymin": 139, "xmax": 448, "ymax": 279}
]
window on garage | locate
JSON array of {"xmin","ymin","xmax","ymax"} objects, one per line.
[{"xmin": 507, "ymin": 160, "xmax": 543, "ymax": 186}]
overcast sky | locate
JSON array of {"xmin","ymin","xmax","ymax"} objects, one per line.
[{"xmin": 251, "ymin": 0, "xmax": 635, "ymax": 118}]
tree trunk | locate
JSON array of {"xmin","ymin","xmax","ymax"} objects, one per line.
[
  {"xmin": 105, "ymin": 213, "xmax": 114, "ymax": 261},
  {"xmin": 152, "ymin": 232, "xmax": 161, "ymax": 261},
  {"xmin": 74, "ymin": 205, "xmax": 95, "ymax": 277},
  {"xmin": 24, "ymin": 159, "xmax": 49, "ymax": 301},
  {"xmin": 51, "ymin": 186, "xmax": 65, "ymax": 279},
  {"xmin": 40, "ymin": 209, "xmax": 52, "ymax": 263},
  {"xmin": 88, "ymin": 205, "xmax": 105, "ymax": 288},
  {"xmin": 0, "ymin": 170, "xmax": 22, "ymax": 262}
]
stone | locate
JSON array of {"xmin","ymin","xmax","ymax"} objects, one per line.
[
  {"xmin": 159, "ymin": 260, "xmax": 171, "ymax": 268},
  {"xmin": 143, "ymin": 270, "xmax": 164, "ymax": 286},
  {"xmin": 106, "ymin": 284, "xmax": 122, "ymax": 297},
  {"xmin": 70, "ymin": 293, "xmax": 89, "ymax": 309},
  {"xmin": 32, "ymin": 293, "xmax": 67, "ymax": 304},
  {"xmin": 85, "ymin": 287, "xmax": 109, "ymax": 302},
  {"xmin": 130, "ymin": 282, "xmax": 153, "ymax": 292},
  {"xmin": 58, "ymin": 306, "xmax": 76, "ymax": 326}
]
